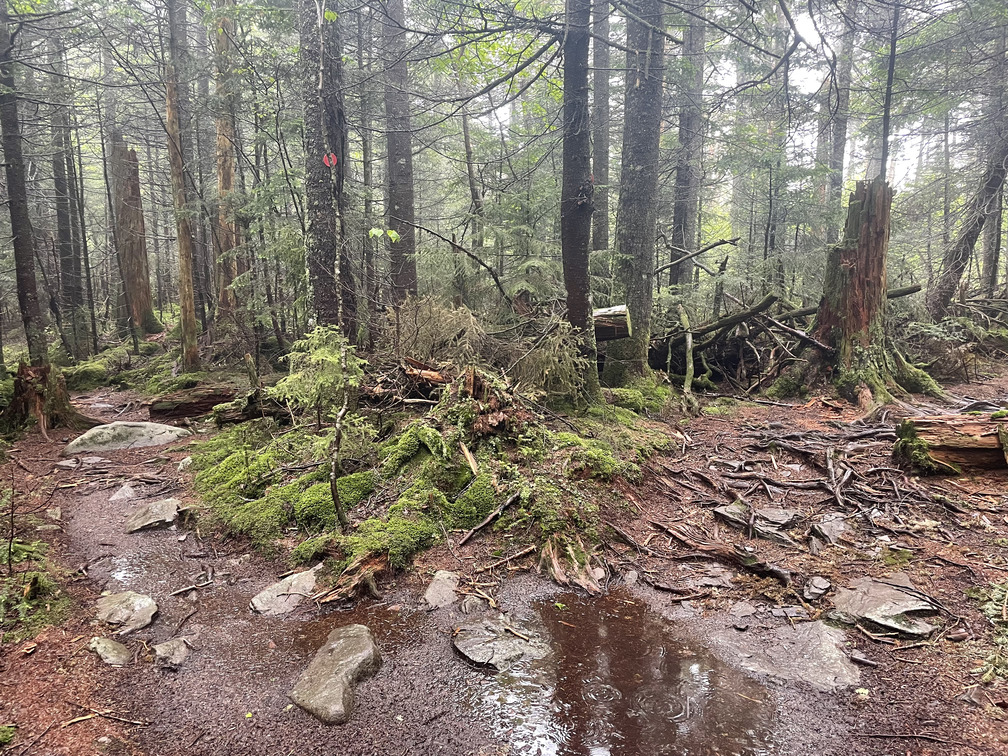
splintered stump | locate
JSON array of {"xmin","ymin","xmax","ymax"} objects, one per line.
[
  {"xmin": 593, "ymin": 305, "xmax": 631, "ymax": 342},
  {"xmin": 895, "ymin": 415, "xmax": 1008, "ymax": 473},
  {"xmin": 1, "ymin": 363, "xmax": 98, "ymax": 438}
]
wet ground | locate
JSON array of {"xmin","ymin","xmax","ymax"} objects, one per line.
[{"xmin": 3, "ymin": 384, "xmax": 1007, "ymax": 754}]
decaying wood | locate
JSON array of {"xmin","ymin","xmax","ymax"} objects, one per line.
[
  {"xmin": 593, "ymin": 304, "xmax": 631, "ymax": 342},
  {"xmin": 459, "ymin": 492, "xmax": 519, "ymax": 546},
  {"xmin": 211, "ymin": 390, "xmax": 288, "ymax": 426},
  {"xmin": 313, "ymin": 553, "xmax": 386, "ymax": 603},
  {"xmin": 147, "ymin": 386, "xmax": 237, "ymax": 421},
  {"xmin": 649, "ymin": 520, "xmax": 791, "ymax": 584},
  {"xmin": 896, "ymin": 415, "xmax": 1008, "ymax": 470},
  {"xmin": 1, "ymin": 363, "xmax": 99, "ymax": 438}
]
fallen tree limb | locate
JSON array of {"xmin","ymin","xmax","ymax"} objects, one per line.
[
  {"xmin": 778, "ymin": 284, "xmax": 922, "ymax": 324},
  {"xmin": 895, "ymin": 415, "xmax": 1008, "ymax": 472},
  {"xmin": 459, "ymin": 492, "xmax": 519, "ymax": 546},
  {"xmin": 662, "ymin": 294, "xmax": 778, "ymax": 353},
  {"xmin": 649, "ymin": 520, "xmax": 791, "ymax": 584}
]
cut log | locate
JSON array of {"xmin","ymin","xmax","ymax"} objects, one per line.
[
  {"xmin": 895, "ymin": 415, "xmax": 1008, "ymax": 472},
  {"xmin": 147, "ymin": 386, "xmax": 237, "ymax": 421},
  {"xmin": 593, "ymin": 305, "xmax": 631, "ymax": 342},
  {"xmin": 211, "ymin": 390, "xmax": 289, "ymax": 426}
]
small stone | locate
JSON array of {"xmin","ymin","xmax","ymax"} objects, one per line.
[
  {"xmin": 178, "ymin": 456, "xmax": 193, "ymax": 472},
  {"xmin": 453, "ymin": 615, "xmax": 548, "ymax": 671},
  {"xmin": 153, "ymin": 638, "xmax": 189, "ymax": 669},
  {"xmin": 460, "ymin": 595, "xmax": 487, "ymax": 615},
  {"xmin": 590, "ymin": 566, "xmax": 606, "ymax": 581},
  {"xmin": 45, "ymin": 507, "xmax": 61, "ymax": 521},
  {"xmin": 109, "ymin": 483, "xmax": 137, "ymax": 503},
  {"xmin": 268, "ymin": 639, "xmax": 277, "ymax": 649},
  {"xmin": 733, "ymin": 619, "xmax": 751, "ymax": 632},
  {"xmin": 124, "ymin": 498, "xmax": 180, "ymax": 533},
  {"xmin": 812, "ymin": 514, "xmax": 846, "ymax": 545},
  {"xmin": 832, "ymin": 572, "xmax": 939, "ymax": 638},
  {"xmin": 88, "ymin": 637, "xmax": 131, "ymax": 666},
  {"xmin": 946, "ymin": 627, "xmax": 970, "ymax": 642},
  {"xmin": 422, "ymin": 570, "xmax": 460, "ymax": 610},
  {"xmin": 96, "ymin": 591, "xmax": 158, "ymax": 635},
  {"xmin": 804, "ymin": 576, "xmax": 832, "ymax": 601},
  {"xmin": 251, "ymin": 566, "xmax": 321, "ymax": 616},
  {"xmin": 623, "ymin": 570, "xmax": 638, "ymax": 586},
  {"xmin": 756, "ymin": 507, "xmax": 801, "ymax": 528},
  {"xmin": 729, "ymin": 601, "xmax": 757, "ymax": 618},
  {"xmin": 289, "ymin": 625, "xmax": 382, "ymax": 725}
]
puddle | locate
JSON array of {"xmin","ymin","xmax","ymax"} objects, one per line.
[{"xmin": 465, "ymin": 589, "xmax": 776, "ymax": 755}]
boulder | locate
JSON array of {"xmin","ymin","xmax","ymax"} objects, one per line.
[
  {"xmin": 289, "ymin": 625, "xmax": 382, "ymax": 725},
  {"xmin": 453, "ymin": 615, "xmax": 548, "ymax": 671},
  {"xmin": 124, "ymin": 498, "xmax": 180, "ymax": 533},
  {"xmin": 153, "ymin": 638, "xmax": 190, "ymax": 669},
  {"xmin": 831, "ymin": 572, "xmax": 939, "ymax": 638},
  {"xmin": 95, "ymin": 591, "xmax": 158, "ymax": 635},
  {"xmin": 250, "ymin": 566, "xmax": 321, "ymax": 616},
  {"xmin": 422, "ymin": 570, "xmax": 459, "ymax": 610},
  {"xmin": 63, "ymin": 422, "xmax": 191, "ymax": 456},
  {"xmin": 88, "ymin": 637, "xmax": 131, "ymax": 666}
]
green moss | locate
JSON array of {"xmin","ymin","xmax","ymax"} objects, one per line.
[
  {"xmin": 448, "ymin": 473, "xmax": 499, "ymax": 529},
  {"xmin": 880, "ymin": 546, "xmax": 913, "ymax": 567},
  {"xmin": 992, "ymin": 410, "xmax": 1008, "ymax": 420},
  {"xmin": 381, "ymin": 421, "xmax": 447, "ymax": 476},
  {"xmin": 553, "ymin": 432, "xmax": 639, "ymax": 482},
  {"xmin": 973, "ymin": 583, "xmax": 1008, "ymax": 683},
  {"xmin": 291, "ymin": 533, "xmax": 336, "ymax": 564},
  {"xmin": 767, "ymin": 373, "xmax": 807, "ymax": 399},
  {"xmin": 0, "ymin": 543, "xmax": 70, "ymax": 644},
  {"xmin": 336, "ymin": 471, "xmax": 376, "ymax": 509},
  {"xmin": 0, "ymin": 726, "xmax": 15, "ymax": 746},
  {"xmin": 344, "ymin": 515, "xmax": 440, "ymax": 569},
  {"xmin": 608, "ymin": 388, "xmax": 645, "ymax": 414},
  {"xmin": 294, "ymin": 483, "xmax": 338, "ymax": 530},
  {"xmin": 63, "ymin": 346, "xmax": 130, "ymax": 391},
  {"xmin": 894, "ymin": 420, "xmax": 960, "ymax": 475}
]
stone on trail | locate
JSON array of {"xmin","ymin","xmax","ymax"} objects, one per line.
[
  {"xmin": 88, "ymin": 637, "xmax": 131, "ymax": 666},
  {"xmin": 124, "ymin": 498, "xmax": 180, "ymax": 533},
  {"xmin": 96, "ymin": 591, "xmax": 158, "ymax": 635},
  {"xmin": 62, "ymin": 421, "xmax": 191, "ymax": 456},
  {"xmin": 453, "ymin": 615, "xmax": 549, "ymax": 671},
  {"xmin": 153, "ymin": 638, "xmax": 190, "ymax": 669},
  {"xmin": 289, "ymin": 624, "xmax": 382, "ymax": 725},
  {"xmin": 803, "ymin": 576, "xmax": 832, "ymax": 601},
  {"xmin": 831, "ymin": 572, "xmax": 939, "ymax": 638},
  {"xmin": 727, "ymin": 620, "xmax": 859, "ymax": 692},
  {"xmin": 812, "ymin": 514, "xmax": 846, "ymax": 545},
  {"xmin": 109, "ymin": 483, "xmax": 137, "ymax": 503},
  {"xmin": 422, "ymin": 570, "xmax": 460, "ymax": 609},
  {"xmin": 250, "ymin": 565, "xmax": 321, "ymax": 616}
]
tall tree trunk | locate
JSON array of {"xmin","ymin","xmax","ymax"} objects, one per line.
[
  {"xmin": 826, "ymin": 0, "xmax": 859, "ymax": 244},
  {"xmin": 981, "ymin": 26, "xmax": 1006, "ymax": 298},
  {"xmin": 0, "ymin": 9, "xmax": 46, "ymax": 365},
  {"xmin": 72, "ymin": 111, "xmax": 99, "ymax": 354},
  {"xmin": 591, "ymin": 4, "xmax": 610, "ymax": 254},
  {"xmin": 561, "ymin": 0, "xmax": 600, "ymax": 399},
  {"xmin": 982, "ymin": 187, "xmax": 1004, "ymax": 297},
  {"xmin": 668, "ymin": 9, "xmax": 705, "ymax": 286},
  {"xmin": 927, "ymin": 132, "xmax": 1008, "ymax": 320},
  {"xmin": 214, "ymin": 0, "xmax": 239, "ymax": 321},
  {"xmin": 601, "ymin": 0, "xmax": 665, "ymax": 385},
  {"xmin": 384, "ymin": 0, "xmax": 418, "ymax": 304},
  {"xmin": 358, "ymin": 8, "xmax": 378, "ymax": 347},
  {"xmin": 166, "ymin": 0, "xmax": 200, "ymax": 371}
]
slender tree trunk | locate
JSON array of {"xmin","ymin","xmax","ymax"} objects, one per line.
[
  {"xmin": 591, "ymin": 4, "xmax": 610, "ymax": 254},
  {"xmin": 214, "ymin": 0, "xmax": 239, "ymax": 320},
  {"xmin": 0, "ymin": 10, "xmax": 46, "ymax": 365},
  {"xmin": 669, "ymin": 9, "xmax": 705, "ymax": 286},
  {"xmin": 826, "ymin": 0, "xmax": 859, "ymax": 244},
  {"xmin": 384, "ymin": 0, "xmax": 418, "ymax": 303},
  {"xmin": 602, "ymin": 0, "xmax": 665, "ymax": 385},
  {"xmin": 561, "ymin": 0, "xmax": 600, "ymax": 399},
  {"xmin": 358, "ymin": 9, "xmax": 378, "ymax": 347},
  {"xmin": 166, "ymin": 0, "xmax": 200, "ymax": 371},
  {"xmin": 878, "ymin": 2, "xmax": 900, "ymax": 182},
  {"xmin": 983, "ymin": 187, "xmax": 1004, "ymax": 297},
  {"xmin": 72, "ymin": 112, "xmax": 99, "ymax": 353}
]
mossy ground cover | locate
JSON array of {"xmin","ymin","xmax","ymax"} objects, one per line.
[
  {"xmin": 0, "ymin": 540, "xmax": 70, "ymax": 644},
  {"xmin": 188, "ymin": 370, "xmax": 668, "ymax": 581}
]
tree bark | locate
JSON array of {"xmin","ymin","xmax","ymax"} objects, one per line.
[
  {"xmin": 358, "ymin": 8, "xmax": 378, "ymax": 347},
  {"xmin": 602, "ymin": 0, "xmax": 665, "ymax": 384},
  {"xmin": 383, "ymin": 0, "xmax": 418, "ymax": 304},
  {"xmin": 214, "ymin": 0, "xmax": 239, "ymax": 320},
  {"xmin": 561, "ymin": 0, "xmax": 600, "ymax": 399},
  {"xmin": 826, "ymin": 0, "xmax": 859, "ymax": 244},
  {"xmin": 166, "ymin": 0, "xmax": 201, "ymax": 371},
  {"xmin": 591, "ymin": 4, "xmax": 610, "ymax": 254},
  {"xmin": 668, "ymin": 9, "xmax": 705, "ymax": 286},
  {"xmin": 0, "ymin": 9, "xmax": 46, "ymax": 365}
]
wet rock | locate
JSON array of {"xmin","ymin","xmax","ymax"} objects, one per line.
[
  {"xmin": 88, "ymin": 637, "xmax": 131, "ymax": 666},
  {"xmin": 460, "ymin": 595, "xmax": 488, "ymax": 615},
  {"xmin": 804, "ymin": 576, "xmax": 832, "ymax": 601},
  {"xmin": 289, "ymin": 624, "xmax": 382, "ymax": 725},
  {"xmin": 755, "ymin": 507, "xmax": 801, "ymax": 528},
  {"xmin": 729, "ymin": 601, "xmax": 757, "ymax": 618},
  {"xmin": 109, "ymin": 483, "xmax": 137, "ymax": 503},
  {"xmin": 623, "ymin": 570, "xmax": 638, "ymax": 586},
  {"xmin": 96, "ymin": 591, "xmax": 158, "ymax": 635},
  {"xmin": 124, "ymin": 498, "xmax": 180, "ymax": 533},
  {"xmin": 693, "ymin": 565, "xmax": 734, "ymax": 589},
  {"xmin": 726, "ymin": 620, "xmax": 859, "ymax": 692},
  {"xmin": 250, "ymin": 566, "xmax": 321, "ymax": 616},
  {"xmin": 812, "ymin": 514, "xmax": 846, "ymax": 545},
  {"xmin": 62, "ymin": 421, "xmax": 191, "ymax": 456},
  {"xmin": 453, "ymin": 615, "xmax": 549, "ymax": 671},
  {"xmin": 153, "ymin": 638, "xmax": 190, "ymax": 669},
  {"xmin": 422, "ymin": 570, "xmax": 460, "ymax": 610},
  {"xmin": 831, "ymin": 572, "xmax": 939, "ymax": 638},
  {"xmin": 713, "ymin": 500, "xmax": 797, "ymax": 546}
]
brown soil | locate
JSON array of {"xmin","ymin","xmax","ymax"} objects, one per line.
[{"xmin": 2, "ymin": 374, "xmax": 1008, "ymax": 755}]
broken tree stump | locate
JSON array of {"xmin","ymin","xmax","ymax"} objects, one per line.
[
  {"xmin": 895, "ymin": 415, "xmax": 1008, "ymax": 473},
  {"xmin": 147, "ymin": 386, "xmax": 237, "ymax": 422},
  {"xmin": 593, "ymin": 305, "xmax": 631, "ymax": 342}
]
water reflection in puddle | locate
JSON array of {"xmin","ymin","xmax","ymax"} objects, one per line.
[{"xmin": 466, "ymin": 589, "xmax": 775, "ymax": 756}]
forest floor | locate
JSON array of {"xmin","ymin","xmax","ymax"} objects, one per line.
[{"xmin": 2, "ymin": 369, "xmax": 1008, "ymax": 755}]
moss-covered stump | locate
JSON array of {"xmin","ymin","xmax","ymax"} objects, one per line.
[
  {"xmin": 895, "ymin": 416, "xmax": 1008, "ymax": 473},
  {"xmin": 1, "ymin": 363, "xmax": 99, "ymax": 438}
]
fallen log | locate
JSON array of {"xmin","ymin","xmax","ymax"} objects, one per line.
[
  {"xmin": 211, "ymin": 390, "xmax": 289, "ymax": 426},
  {"xmin": 778, "ymin": 284, "xmax": 923, "ymax": 324},
  {"xmin": 147, "ymin": 386, "xmax": 237, "ymax": 421},
  {"xmin": 593, "ymin": 305, "xmax": 631, "ymax": 342},
  {"xmin": 649, "ymin": 520, "xmax": 791, "ymax": 584},
  {"xmin": 895, "ymin": 415, "xmax": 1008, "ymax": 473}
]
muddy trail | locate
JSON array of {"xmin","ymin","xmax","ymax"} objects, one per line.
[{"xmin": 3, "ymin": 383, "xmax": 1008, "ymax": 755}]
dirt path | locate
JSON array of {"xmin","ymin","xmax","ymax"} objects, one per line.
[{"xmin": 3, "ymin": 382, "xmax": 1008, "ymax": 755}]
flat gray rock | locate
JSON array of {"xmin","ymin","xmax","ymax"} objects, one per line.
[
  {"xmin": 726, "ymin": 620, "xmax": 859, "ymax": 692},
  {"xmin": 96, "ymin": 591, "xmax": 158, "ymax": 635},
  {"xmin": 289, "ymin": 624, "xmax": 381, "ymax": 725},
  {"xmin": 804, "ymin": 576, "xmax": 832, "ymax": 601},
  {"xmin": 831, "ymin": 572, "xmax": 939, "ymax": 638},
  {"xmin": 422, "ymin": 570, "xmax": 459, "ymax": 609},
  {"xmin": 713, "ymin": 500, "xmax": 797, "ymax": 546},
  {"xmin": 453, "ymin": 615, "xmax": 548, "ymax": 671},
  {"xmin": 812, "ymin": 514, "xmax": 847, "ymax": 545},
  {"xmin": 153, "ymin": 638, "xmax": 189, "ymax": 669},
  {"xmin": 125, "ymin": 498, "xmax": 180, "ymax": 533},
  {"xmin": 88, "ymin": 637, "xmax": 131, "ymax": 666},
  {"xmin": 250, "ymin": 565, "xmax": 321, "ymax": 616},
  {"xmin": 63, "ymin": 421, "xmax": 191, "ymax": 456},
  {"xmin": 109, "ymin": 483, "xmax": 138, "ymax": 503}
]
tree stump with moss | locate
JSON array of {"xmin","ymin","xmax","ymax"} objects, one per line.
[
  {"xmin": 1, "ymin": 363, "xmax": 99, "ymax": 438},
  {"xmin": 895, "ymin": 416, "xmax": 1008, "ymax": 473}
]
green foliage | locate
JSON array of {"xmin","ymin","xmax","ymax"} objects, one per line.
[
  {"xmin": 973, "ymin": 583, "xmax": 1008, "ymax": 683},
  {"xmin": 290, "ymin": 533, "xmax": 336, "ymax": 564},
  {"xmin": 0, "ymin": 726, "xmax": 15, "ymax": 746},
  {"xmin": 268, "ymin": 327, "xmax": 365, "ymax": 420},
  {"xmin": 63, "ymin": 346, "xmax": 130, "ymax": 391},
  {"xmin": 0, "ymin": 541, "xmax": 69, "ymax": 644}
]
